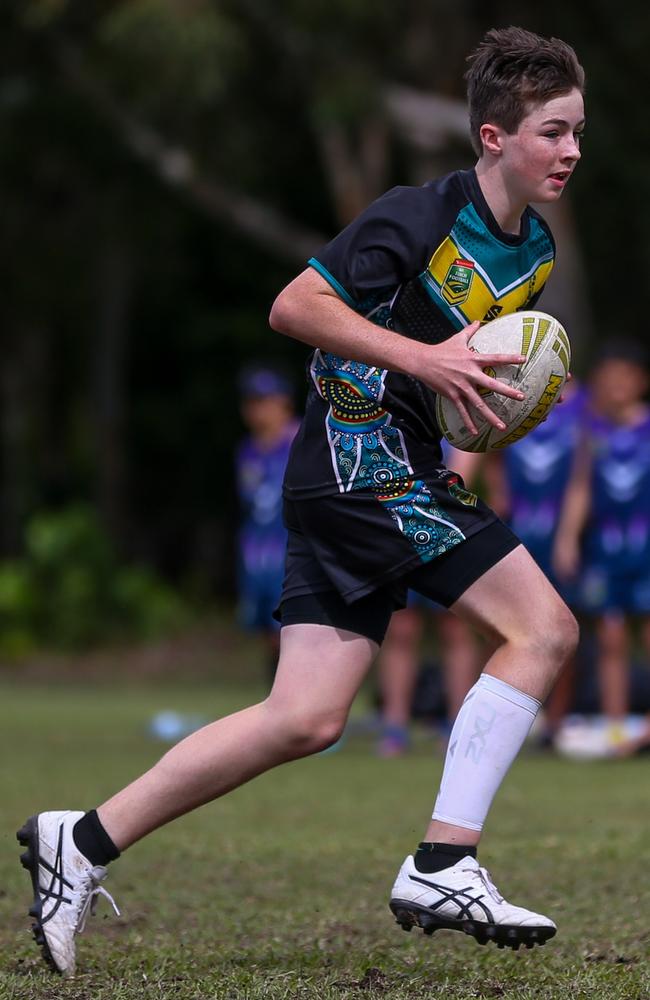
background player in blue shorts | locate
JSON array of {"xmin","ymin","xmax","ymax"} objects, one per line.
[
  {"xmin": 235, "ymin": 365, "xmax": 300, "ymax": 683},
  {"xmin": 19, "ymin": 27, "xmax": 585, "ymax": 975},
  {"xmin": 554, "ymin": 341, "xmax": 650, "ymax": 748}
]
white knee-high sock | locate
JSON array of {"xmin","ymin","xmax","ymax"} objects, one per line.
[{"xmin": 432, "ymin": 673, "xmax": 541, "ymax": 832}]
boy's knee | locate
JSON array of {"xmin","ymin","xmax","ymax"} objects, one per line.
[
  {"xmin": 288, "ymin": 717, "xmax": 345, "ymax": 755},
  {"xmin": 308, "ymin": 720, "xmax": 346, "ymax": 753},
  {"xmin": 556, "ymin": 606, "xmax": 580, "ymax": 658},
  {"xmin": 498, "ymin": 595, "xmax": 578, "ymax": 669},
  {"xmin": 297, "ymin": 719, "xmax": 345, "ymax": 754},
  {"xmin": 265, "ymin": 700, "xmax": 346, "ymax": 756},
  {"xmin": 532, "ymin": 603, "xmax": 579, "ymax": 669}
]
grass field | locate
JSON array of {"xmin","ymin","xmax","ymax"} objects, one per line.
[{"xmin": 0, "ymin": 637, "xmax": 649, "ymax": 1000}]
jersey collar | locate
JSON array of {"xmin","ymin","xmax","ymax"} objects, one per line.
[{"xmin": 461, "ymin": 168, "xmax": 531, "ymax": 246}]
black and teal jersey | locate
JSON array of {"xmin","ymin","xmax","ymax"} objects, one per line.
[{"xmin": 283, "ymin": 167, "xmax": 556, "ymax": 500}]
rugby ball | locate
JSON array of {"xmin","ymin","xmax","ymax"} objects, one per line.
[{"xmin": 435, "ymin": 311, "xmax": 571, "ymax": 453}]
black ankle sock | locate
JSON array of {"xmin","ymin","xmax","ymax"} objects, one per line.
[
  {"xmin": 414, "ymin": 841, "xmax": 477, "ymax": 873},
  {"xmin": 72, "ymin": 810, "xmax": 121, "ymax": 867}
]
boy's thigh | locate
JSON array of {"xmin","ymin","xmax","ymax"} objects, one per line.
[
  {"xmin": 518, "ymin": 534, "xmax": 579, "ymax": 606},
  {"xmin": 405, "ymin": 519, "xmax": 520, "ymax": 611},
  {"xmin": 451, "ymin": 541, "xmax": 573, "ymax": 643},
  {"xmin": 280, "ymin": 587, "xmax": 398, "ymax": 647},
  {"xmin": 271, "ymin": 618, "xmax": 379, "ymax": 718},
  {"xmin": 407, "ymin": 521, "xmax": 571, "ymax": 642}
]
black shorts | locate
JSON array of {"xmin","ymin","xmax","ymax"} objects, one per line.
[{"xmin": 277, "ymin": 475, "xmax": 520, "ymax": 645}]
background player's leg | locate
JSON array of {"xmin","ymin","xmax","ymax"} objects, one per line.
[
  {"xmin": 540, "ymin": 655, "xmax": 576, "ymax": 745},
  {"xmin": 376, "ymin": 606, "xmax": 423, "ymax": 756},
  {"xmin": 437, "ymin": 610, "xmax": 484, "ymax": 723},
  {"xmin": 640, "ymin": 613, "xmax": 650, "ymax": 660},
  {"xmin": 98, "ymin": 623, "xmax": 377, "ymax": 850},
  {"xmin": 595, "ymin": 611, "xmax": 630, "ymax": 723},
  {"xmin": 425, "ymin": 545, "xmax": 578, "ymax": 845}
]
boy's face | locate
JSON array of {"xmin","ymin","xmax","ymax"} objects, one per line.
[{"xmin": 497, "ymin": 88, "xmax": 585, "ymax": 205}]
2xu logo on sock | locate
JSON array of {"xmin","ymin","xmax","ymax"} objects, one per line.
[{"xmin": 465, "ymin": 704, "xmax": 497, "ymax": 764}]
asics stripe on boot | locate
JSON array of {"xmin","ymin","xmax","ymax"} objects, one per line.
[
  {"xmin": 17, "ymin": 811, "xmax": 120, "ymax": 976},
  {"xmin": 389, "ymin": 855, "xmax": 556, "ymax": 950}
]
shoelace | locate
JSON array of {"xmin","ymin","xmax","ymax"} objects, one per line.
[
  {"xmin": 462, "ymin": 864, "xmax": 504, "ymax": 904},
  {"xmin": 75, "ymin": 868, "xmax": 121, "ymax": 934}
]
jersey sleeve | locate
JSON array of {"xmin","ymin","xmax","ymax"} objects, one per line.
[{"xmin": 308, "ymin": 185, "xmax": 438, "ymax": 307}]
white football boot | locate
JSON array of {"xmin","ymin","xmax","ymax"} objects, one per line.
[
  {"xmin": 390, "ymin": 855, "xmax": 556, "ymax": 950},
  {"xmin": 17, "ymin": 811, "xmax": 120, "ymax": 976}
]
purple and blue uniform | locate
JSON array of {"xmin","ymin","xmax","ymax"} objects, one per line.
[
  {"xmin": 578, "ymin": 407, "xmax": 650, "ymax": 614},
  {"xmin": 504, "ymin": 388, "xmax": 586, "ymax": 594},
  {"xmin": 236, "ymin": 422, "xmax": 299, "ymax": 630}
]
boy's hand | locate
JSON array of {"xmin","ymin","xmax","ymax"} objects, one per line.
[{"xmin": 420, "ymin": 322, "xmax": 527, "ymax": 435}]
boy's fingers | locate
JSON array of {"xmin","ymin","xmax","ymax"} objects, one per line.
[
  {"xmin": 470, "ymin": 397, "xmax": 507, "ymax": 431},
  {"xmin": 460, "ymin": 321, "xmax": 482, "ymax": 344},
  {"xmin": 458, "ymin": 390, "xmax": 507, "ymax": 432},
  {"xmin": 452, "ymin": 398, "xmax": 479, "ymax": 436},
  {"xmin": 478, "ymin": 353, "xmax": 528, "ymax": 365},
  {"xmin": 476, "ymin": 375, "xmax": 525, "ymax": 401}
]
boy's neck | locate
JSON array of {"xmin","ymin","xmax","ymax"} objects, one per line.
[{"xmin": 474, "ymin": 160, "xmax": 526, "ymax": 236}]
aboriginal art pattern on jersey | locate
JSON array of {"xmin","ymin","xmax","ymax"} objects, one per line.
[{"xmin": 311, "ymin": 349, "xmax": 466, "ymax": 560}]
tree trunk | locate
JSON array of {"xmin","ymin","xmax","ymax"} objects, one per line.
[
  {"xmin": 0, "ymin": 328, "xmax": 47, "ymax": 554},
  {"xmin": 91, "ymin": 232, "xmax": 133, "ymax": 546}
]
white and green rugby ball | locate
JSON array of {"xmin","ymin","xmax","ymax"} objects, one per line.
[{"xmin": 435, "ymin": 310, "xmax": 571, "ymax": 453}]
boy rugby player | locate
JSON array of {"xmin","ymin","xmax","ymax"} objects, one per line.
[{"xmin": 18, "ymin": 26, "xmax": 585, "ymax": 975}]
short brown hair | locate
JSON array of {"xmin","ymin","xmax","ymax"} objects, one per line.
[{"xmin": 465, "ymin": 26, "xmax": 585, "ymax": 156}]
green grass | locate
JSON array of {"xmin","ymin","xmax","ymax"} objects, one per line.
[{"xmin": 0, "ymin": 668, "xmax": 649, "ymax": 999}]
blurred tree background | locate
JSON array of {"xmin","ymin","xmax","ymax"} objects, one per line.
[{"xmin": 1, "ymin": 0, "xmax": 648, "ymax": 650}]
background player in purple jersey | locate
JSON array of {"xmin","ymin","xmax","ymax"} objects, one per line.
[
  {"xmin": 236, "ymin": 365, "xmax": 300, "ymax": 682},
  {"xmin": 554, "ymin": 341, "xmax": 650, "ymax": 749}
]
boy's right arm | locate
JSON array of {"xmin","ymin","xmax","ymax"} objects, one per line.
[{"xmin": 269, "ymin": 267, "xmax": 527, "ymax": 436}]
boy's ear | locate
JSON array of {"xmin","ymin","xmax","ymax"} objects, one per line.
[{"xmin": 479, "ymin": 122, "xmax": 505, "ymax": 156}]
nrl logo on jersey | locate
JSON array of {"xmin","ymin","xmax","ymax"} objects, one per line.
[{"xmin": 441, "ymin": 257, "xmax": 475, "ymax": 306}]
